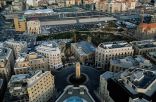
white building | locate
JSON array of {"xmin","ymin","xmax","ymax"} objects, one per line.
[
  {"xmin": 95, "ymin": 41, "xmax": 134, "ymax": 70},
  {"xmin": 36, "ymin": 42, "xmax": 63, "ymax": 70},
  {"xmin": 4, "ymin": 39, "xmax": 27, "ymax": 59},
  {"xmin": 27, "ymin": 20, "xmax": 41, "ymax": 34}
]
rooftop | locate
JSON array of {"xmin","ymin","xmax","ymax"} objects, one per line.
[
  {"xmin": 110, "ymin": 55, "xmax": 152, "ymax": 69},
  {"xmin": 24, "ymin": 9, "xmax": 55, "ymax": 15},
  {"xmin": 5, "ymin": 39, "xmax": 27, "ymax": 46},
  {"xmin": 56, "ymin": 85, "xmax": 95, "ymax": 102},
  {"xmin": 99, "ymin": 41, "xmax": 132, "ymax": 49},
  {"xmin": 116, "ymin": 68, "xmax": 156, "ymax": 97},
  {"xmin": 72, "ymin": 41, "xmax": 95, "ymax": 56},
  {"xmin": 0, "ymin": 47, "xmax": 11, "ymax": 60},
  {"xmin": 131, "ymin": 40, "xmax": 156, "ymax": 49},
  {"xmin": 139, "ymin": 23, "xmax": 156, "ymax": 30}
]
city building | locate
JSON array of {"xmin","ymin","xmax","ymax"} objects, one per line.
[
  {"xmin": 0, "ymin": 0, "xmax": 6, "ymax": 9},
  {"xmin": 95, "ymin": 0, "xmax": 136, "ymax": 13},
  {"xmin": 14, "ymin": 52, "xmax": 49, "ymax": 74},
  {"xmin": 4, "ymin": 39, "xmax": 27, "ymax": 59},
  {"xmin": 11, "ymin": 0, "xmax": 25, "ymax": 12},
  {"xmin": 146, "ymin": 51, "xmax": 156, "ymax": 63},
  {"xmin": 27, "ymin": 20, "xmax": 41, "ymax": 34},
  {"xmin": 13, "ymin": 16, "xmax": 27, "ymax": 32},
  {"xmin": 0, "ymin": 79, "xmax": 6, "ymax": 102},
  {"xmin": 0, "ymin": 47, "xmax": 14, "ymax": 81},
  {"xmin": 99, "ymin": 68, "xmax": 156, "ymax": 102},
  {"xmin": 66, "ymin": 0, "xmax": 75, "ymax": 7},
  {"xmin": 131, "ymin": 40, "xmax": 156, "ymax": 55},
  {"xmin": 56, "ymin": 85, "xmax": 95, "ymax": 102},
  {"xmin": 136, "ymin": 23, "xmax": 156, "ymax": 39},
  {"xmin": 36, "ymin": 42, "xmax": 63, "ymax": 70},
  {"xmin": 110, "ymin": 55, "xmax": 152, "ymax": 72},
  {"xmin": 95, "ymin": 41, "xmax": 134, "ymax": 69},
  {"xmin": 7, "ymin": 70, "xmax": 55, "ymax": 102},
  {"xmin": 71, "ymin": 41, "xmax": 96, "ymax": 64},
  {"xmin": 99, "ymin": 71, "xmax": 115, "ymax": 102},
  {"xmin": 26, "ymin": 0, "xmax": 38, "ymax": 7}
]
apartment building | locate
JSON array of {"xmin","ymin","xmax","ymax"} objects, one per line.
[
  {"xmin": 14, "ymin": 52, "xmax": 49, "ymax": 74},
  {"xmin": 0, "ymin": 47, "xmax": 14, "ymax": 81},
  {"xmin": 27, "ymin": 20, "xmax": 41, "ymax": 34},
  {"xmin": 131, "ymin": 40, "xmax": 156, "ymax": 55},
  {"xmin": 95, "ymin": 41, "xmax": 134, "ymax": 69},
  {"xmin": 36, "ymin": 42, "xmax": 63, "ymax": 70},
  {"xmin": 7, "ymin": 70, "xmax": 55, "ymax": 102},
  {"xmin": 4, "ymin": 39, "xmax": 27, "ymax": 59},
  {"xmin": 13, "ymin": 16, "xmax": 27, "ymax": 32}
]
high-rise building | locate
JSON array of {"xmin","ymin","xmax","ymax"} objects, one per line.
[
  {"xmin": 7, "ymin": 70, "xmax": 55, "ymax": 102},
  {"xmin": 131, "ymin": 40, "xmax": 156, "ymax": 55},
  {"xmin": 36, "ymin": 42, "xmax": 63, "ymax": 70},
  {"xmin": 0, "ymin": 47, "xmax": 14, "ymax": 81},
  {"xmin": 4, "ymin": 39, "xmax": 27, "ymax": 59},
  {"xmin": 14, "ymin": 52, "xmax": 49, "ymax": 74},
  {"xmin": 95, "ymin": 41, "xmax": 134, "ymax": 70},
  {"xmin": 13, "ymin": 16, "xmax": 26, "ymax": 32}
]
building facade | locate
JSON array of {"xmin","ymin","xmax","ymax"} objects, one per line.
[
  {"xmin": 95, "ymin": 41, "xmax": 134, "ymax": 69},
  {"xmin": 11, "ymin": 0, "xmax": 25, "ymax": 12},
  {"xmin": 27, "ymin": 20, "xmax": 41, "ymax": 34},
  {"xmin": 131, "ymin": 40, "xmax": 156, "ymax": 55},
  {"xmin": 7, "ymin": 70, "xmax": 55, "ymax": 102},
  {"xmin": 14, "ymin": 16, "xmax": 27, "ymax": 32},
  {"xmin": 95, "ymin": 0, "xmax": 136, "ymax": 13},
  {"xmin": 0, "ymin": 47, "xmax": 14, "ymax": 81},
  {"xmin": 36, "ymin": 42, "xmax": 63, "ymax": 70},
  {"xmin": 4, "ymin": 39, "xmax": 27, "ymax": 59},
  {"xmin": 14, "ymin": 52, "xmax": 49, "ymax": 74}
]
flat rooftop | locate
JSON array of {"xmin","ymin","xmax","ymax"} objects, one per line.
[
  {"xmin": 131, "ymin": 40, "xmax": 156, "ymax": 49},
  {"xmin": 110, "ymin": 55, "xmax": 152, "ymax": 69},
  {"xmin": 99, "ymin": 41, "xmax": 132, "ymax": 49},
  {"xmin": 0, "ymin": 47, "xmax": 11, "ymax": 59},
  {"xmin": 72, "ymin": 41, "xmax": 95, "ymax": 56},
  {"xmin": 56, "ymin": 85, "xmax": 95, "ymax": 102}
]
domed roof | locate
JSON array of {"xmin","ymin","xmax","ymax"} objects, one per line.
[{"xmin": 64, "ymin": 96, "xmax": 87, "ymax": 102}]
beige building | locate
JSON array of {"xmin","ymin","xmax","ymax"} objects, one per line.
[
  {"xmin": 0, "ymin": 0, "xmax": 6, "ymax": 8},
  {"xmin": 95, "ymin": 0, "xmax": 136, "ymax": 13},
  {"xmin": 11, "ymin": 0, "xmax": 25, "ymax": 12},
  {"xmin": 131, "ymin": 40, "xmax": 156, "ymax": 55},
  {"xmin": 8, "ymin": 70, "xmax": 55, "ymax": 102},
  {"xmin": 71, "ymin": 41, "xmax": 95, "ymax": 64},
  {"xmin": 14, "ymin": 52, "xmax": 49, "ymax": 74},
  {"xmin": 14, "ymin": 16, "xmax": 27, "ymax": 32},
  {"xmin": 95, "ymin": 41, "xmax": 134, "ymax": 69},
  {"xmin": 110, "ymin": 55, "xmax": 152, "ymax": 73},
  {"xmin": 36, "ymin": 42, "xmax": 63, "ymax": 70},
  {"xmin": 0, "ymin": 47, "xmax": 14, "ymax": 81},
  {"xmin": 27, "ymin": 20, "xmax": 41, "ymax": 34},
  {"xmin": 4, "ymin": 39, "xmax": 27, "ymax": 59}
]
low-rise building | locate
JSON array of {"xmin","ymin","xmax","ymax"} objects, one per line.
[
  {"xmin": 14, "ymin": 52, "xmax": 49, "ymax": 74},
  {"xmin": 110, "ymin": 55, "xmax": 152, "ymax": 72},
  {"xmin": 11, "ymin": 0, "xmax": 25, "ymax": 12},
  {"xmin": 56, "ymin": 85, "xmax": 95, "ymax": 102},
  {"xmin": 36, "ymin": 42, "xmax": 63, "ymax": 70},
  {"xmin": 95, "ymin": 41, "xmax": 134, "ymax": 70},
  {"xmin": 13, "ymin": 16, "xmax": 27, "ymax": 32},
  {"xmin": 7, "ymin": 70, "xmax": 55, "ymax": 102},
  {"xmin": 27, "ymin": 20, "xmax": 41, "ymax": 34},
  {"xmin": 4, "ymin": 39, "xmax": 27, "ymax": 59},
  {"xmin": 146, "ymin": 51, "xmax": 156, "ymax": 63},
  {"xmin": 71, "ymin": 41, "xmax": 96, "ymax": 64},
  {"xmin": 131, "ymin": 40, "xmax": 156, "ymax": 55},
  {"xmin": 136, "ymin": 23, "xmax": 156, "ymax": 39},
  {"xmin": 0, "ymin": 47, "xmax": 14, "ymax": 81}
]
